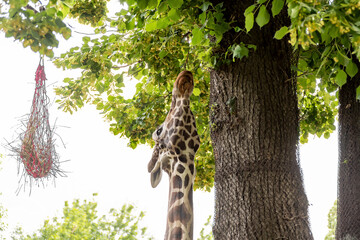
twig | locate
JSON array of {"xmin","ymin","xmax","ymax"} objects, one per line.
[{"xmin": 25, "ymin": 4, "xmax": 38, "ymax": 14}]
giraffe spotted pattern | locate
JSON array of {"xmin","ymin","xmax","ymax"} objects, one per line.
[{"xmin": 148, "ymin": 71, "xmax": 200, "ymax": 240}]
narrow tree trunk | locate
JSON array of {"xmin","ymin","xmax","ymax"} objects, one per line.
[
  {"xmin": 209, "ymin": 1, "xmax": 313, "ymax": 239},
  {"xmin": 336, "ymin": 59, "xmax": 360, "ymax": 239}
]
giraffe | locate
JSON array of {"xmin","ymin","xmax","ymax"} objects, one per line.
[{"xmin": 148, "ymin": 70, "xmax": 200, "ymax": 240}]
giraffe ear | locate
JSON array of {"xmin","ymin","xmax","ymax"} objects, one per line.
[{"xmin": 150, "ymin": 161, "xmax": 162, "ymax": 188}]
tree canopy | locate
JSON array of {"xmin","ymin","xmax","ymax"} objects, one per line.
[
  {"xmin": 1, "ymin": 0, "xmax": 360, "ymax": 190},
  {"xmin": 290, "ymin": 0, "xmax": 360, "ymax": 143},
  {"xmin": 12, "ymin": 194, "xmax": 151, "ymax": 240},
  {"xmin": 0, "ymin": 154, "xmax": 7, "ymax": 238},
  {"xmin": 325, "ymin": 200, "xmax": 337, "ymax": 240},
  {"xmin": 5, "ymin": 194, "xmax": 213, "ymax": 240}
]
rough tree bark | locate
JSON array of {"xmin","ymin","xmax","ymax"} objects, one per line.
[
  {"xmin": 209, "ymin": 1, "xmax": 313, "ymax": 239},
  {"xmin": 336, "ymin": 59, "xmax": 360, "ymax": 240}
]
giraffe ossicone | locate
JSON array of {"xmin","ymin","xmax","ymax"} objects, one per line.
[{"xmin": 148, "ymin": 70, "xmax": 200, "ymax": 240}]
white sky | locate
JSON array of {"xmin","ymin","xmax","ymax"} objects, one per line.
[{"xmin": 0, "ymin": 2, "xmax": 338, "ymax": 239}]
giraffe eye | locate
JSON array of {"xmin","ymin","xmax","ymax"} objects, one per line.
[{"xmin": 156, "ymin": 127, "xmax": 163, "ymax": 136}]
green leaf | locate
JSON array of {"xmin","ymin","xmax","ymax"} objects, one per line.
[
  {"xmin": 115, "ymin": 74, "xmax": 123, "ymax": 84},
  {"xmin": 321, "ymin": 46, "xmax": 332, "ymax": 59},
  {"xmin": 158, "ymin": 2, "xmax": 168, "ymax": 13},
  {"xmin": 61, "ymin": 28, "xmax": 71, "ymax": 40},
  {"xmin": 145, "ymin": 20, "xmax": 157, "ymax": 32},
  {"xmin": 256, "ymin": 6, "xmax": 270, "ymax": 28},
  {"xmin": 244, "ymin": 5, "xmax": 256, "ymax": 15},
  {"xmin": 83, "ymin": 36, "xmax": 91, "ymax": 43},
  {"xmin": 62, "ymin": 0, "xmax": 74, "ymax": 8},
  {"xmin": 168, "ymin": 8, "xmax": 180, "ymax": 22},
  {"xmin": 159, "ymin": 49, "xmax": 167, "ymax": 59},
  {"xmin": 119, "ymin": 9, "xmax": 128, "ymax": 15},
  {"xmin": 247, "ymin": 44, "xmax": 257, "ymax": 51},
  {"xmin": 193, "ymin": 88, "xmax": 201, "ymax": 96},
  {"xmin": 96, "ymin": 102, "xmax": 104, "ymax": 110},
  {"xmin": 168, "ymin": 0, "xmax": 183, "ymax": 9},
  {"xmin": 199, "ymin": 11, "xmax": 207, "ymax": 24},
  {"xmin": 271, "ymin": 0, "xmax": 284, "ymax": 17},
  {"xmin": 55, "ymin": 18, "xmax": 66, "ymax": 29},
  {"xmin": 147, "ymin": 0, "xmax": 158, "ymax": 9},
  {"xmin": 324, "ymin": 132, "xmax": 330, "ymax": 139},
  {"xmin": 156, "ymin": 17, "xmax": 170, "ymax": 29},
  {"xmin": 30, "ymin": 29, "xmax": 40, "ymax": 40},
  {"xmin": 232, "ymin": 44, "xmax": 249, "ymax": 61},
  {"xmin": 45, "ymin": 49, "xmax": 54, "ymax": 58},
  {"xmin": 126, "ymin": 18, "xmax": 136, "ymax": 30},
  {"xmin": 289, "ymin": 5, "xmax": 301, "ymax": 18},
  {"xmin": 201, "ymin": 2, "xmax": 211, "ymax": 12},
  {"xmin": 336, "ymin": 51, "xmax": 350, "ymax": 66},
  {"xmin": 316, "ymin": 132, "xmax": 322, "ymax": 138},
  {"xmin": 109, "ymin": 34, "xmax": 117, "ymax": 43},
  {"xmin": 57, "ymin": 6, "xmax": 69, "ymax": 19},
  {"xmin": 96, "ymin": 82, "xmax": 105, "ymax": 93},
  {"xmin": 274, "ymin": 26, "xmax": 288, "ymax": 39},
  {"xmin": 137, "ymin": 0, "xmax": 149, "ymax": 9},
  {"xmin": 63, "ymin": 77, "xmax": 72, "ymax": 83},
  {"xmin": 335, "ymin": 70, "xmax": 347, "ymax": 87},
  {"xmin": 191, "ymin": 27, "xmax": 204, "ymax": 46},
  {"xmin": 47, "ymin": 7, "xmax": 57, "ymax": 17},
  {"xmin": 43, "ymin": 34, "xmax": 56, "ymax": 47},
  {"xmin": 356, "ymin": 86, "xmax": 360, "ymax": 100},
  {"xmin": 346, "ymin": 61, "xmax": 358, "ymax": 78},
  {"xmin": 108, "ymin": 95, "xmax": 115, "ymax": 102},
  {"xmin": 245, "ymin": 12, "xmax": 254, "ymax": 32}
]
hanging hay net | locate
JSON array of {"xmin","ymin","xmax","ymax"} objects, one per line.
[{"xmin": 6, "ymin": 60, "xmax": 65, "ymax": 192}]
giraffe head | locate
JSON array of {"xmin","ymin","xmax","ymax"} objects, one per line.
[
  {"xmin": 147, "ymin": 70, "xmax": 199, "ymax": 188},
  {"xmin": 172, "ymin": 70, "xmax": 194, "ymax": 98}
]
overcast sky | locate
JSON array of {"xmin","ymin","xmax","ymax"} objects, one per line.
[{"xmin": 0, "ymin": 2, "xmax": 338, "ymax": 239}]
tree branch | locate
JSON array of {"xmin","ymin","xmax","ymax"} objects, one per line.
[
  {"xmin": 25, "ymin": 5, "xmax": 38, "ymax": 14},
  {"xmin": 112, "ymin": 61, "xmax": 140, "ymax": 70}
]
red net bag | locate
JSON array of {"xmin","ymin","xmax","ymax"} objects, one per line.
[
  {"xmin": 7, "ymin": 60, "xmax": 65, "ymax": 192},
  {"xmin": 20, "ymin": 63, "xmax": 54, "ymax": 178}
]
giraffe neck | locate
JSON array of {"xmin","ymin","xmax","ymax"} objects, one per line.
[
  {"xmin": 165, "ymin": 95, "xmax": 195, "ymax": 240},
  {"xmin": 165, "ymin": 165, "xmax": 194, "ymax": 240}
]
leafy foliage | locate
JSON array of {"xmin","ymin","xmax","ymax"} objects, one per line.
[
  {"xmin": 243, "ymin": 0, "xmax": 286, "ymax": 33},
  {"xmin": 325, "ymin": 200, "xmax": 337, "ymax": 240},
  {"xmin": 3, "ymin": 0, "xmax": 360, "ymax": 189},
  {"xmin": 0, "ymin": 200, "xmax": 6, "ymax": 240},
  {"xmin": 289, "ymin": 0, "xmax": 360, "ymax": 141},
  {"xmin": 298, "ymin": 86, "xmax": 337, "ymax": 143},
  {"xmin": 69, "ymin": 0, "xmax": 109, "ymax": 27},
  {"xmin": 0, "ymin": 0, "xmax": 72, "ymax": 57},
  {"xmin": 0, "ymin": 0, "xmax": 110, "ymax": 57},
  {"xmin": 0, "ymin": 156, "xmax": 8, "ymax": 238},
  {"xmin": 197, "ymin": 215, "xmax": 213, "ymax": 240},
  {"xmin": 12, "ymin": 194, "xmax": 151, "ymax": 240}
]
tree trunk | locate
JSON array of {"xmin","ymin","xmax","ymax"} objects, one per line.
[
  {"xmin": 336, "ymin": 59, "xmax": 360, "ymax": 239},
  {"xmin": 209, "ymin": 1, "xmax": 313, "ymax": 239}
]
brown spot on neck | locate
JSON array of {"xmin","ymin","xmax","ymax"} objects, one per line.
[
  {"xmin": 168, "ymin": 203, "xmax": 191, "ymax": 223},
  {"xmin": 169, "ymin": 191, "xmax": 184, "ymax": 207},
  {"xmin": 169, "ymin": 227, "xmax": 183, "ymax": 240},
  {"xmin": 173, "ymin": 175, "xmax": 182, "ymax": 189}
]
